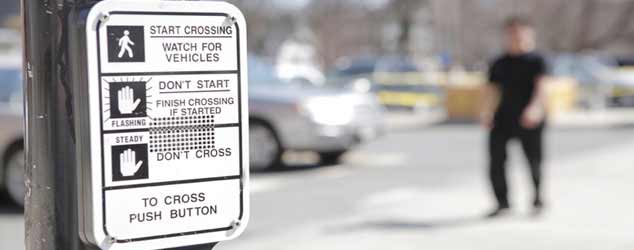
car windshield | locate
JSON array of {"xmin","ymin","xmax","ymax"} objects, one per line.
[
  {"xmin": 375, "ymin": 57, "xmax": 419, "ymax": 73},
  {"xmin": 334, "ymin": 57, "xmax": 377, "ymax": 76},
  {"xmin": 550, "ymin": 55, "xmax": 614, "ymax": 84},
  {"xmin": 0, "ymin": 68, "xmax": 21, "ymax": 103},
  {"xmin": 334, "ymin": 56, "xmax": 419, "ymax": 77},
  {"xmin": 248, "ymin": 58, "xmax": 282, "ymax": 85}
]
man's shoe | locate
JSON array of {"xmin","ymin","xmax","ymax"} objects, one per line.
[
  {"xmin": 531, "ymin": 200, "xmax": 545, "ymax": 217},
  {"xmin": 485, "ymin": 206, "xmax": 510, "ymax": 218}
]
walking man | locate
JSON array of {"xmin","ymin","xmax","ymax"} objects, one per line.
[
  {"xmin": 481, "ymin": 17, "xmax": 548, "ymax": 217},
  {"xmin": 118, "ymin": 30, "xmax": 135, "ymax": 58}
]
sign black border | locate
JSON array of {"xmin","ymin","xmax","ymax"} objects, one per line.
[{"xmin": 95, "ymin": 11, "xmax": 244, "ymax": 243}]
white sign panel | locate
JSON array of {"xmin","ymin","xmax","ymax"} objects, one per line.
[{"xmin": 83, "ymin": 1, "xmax": 249, "ymax": 249}]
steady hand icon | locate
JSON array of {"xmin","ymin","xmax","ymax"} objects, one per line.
[
  {"xmin": 120, "ymin": 149, "xmax": 143, "ymax": 177},
  {"xmin": 117, "ymin": 86, "xmax": 141, "ymax": 114}
]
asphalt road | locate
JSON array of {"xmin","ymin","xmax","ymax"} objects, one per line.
[{"xmin": 2, "ymin": 124, "xmax": 634, "ymax": 249}]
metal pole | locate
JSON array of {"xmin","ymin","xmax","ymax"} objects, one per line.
[
  {"xmin": 22, "ymin": 0, "xmax": 96, "ymax": 248},
  {"xmin": 22, "ymin": 0, "xmax": 216, "ymax": 249}
]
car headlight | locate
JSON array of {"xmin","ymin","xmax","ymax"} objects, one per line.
[{"xmin": 301, "ymin": 96, "xmax": 354, "ymax": 126}]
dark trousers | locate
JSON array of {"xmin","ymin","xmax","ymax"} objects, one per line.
[{"xmin": 488, "ymin": 123, "xmax": 544, "ymax": 208}]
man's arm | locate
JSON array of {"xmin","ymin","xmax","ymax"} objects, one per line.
[
  {"xmin": 520, "ymin": 76, "xmax": 546, "ymax": 129},
  {"xmin": 480, "ymin": 83, "xmax": 500, "ymax": 129}
]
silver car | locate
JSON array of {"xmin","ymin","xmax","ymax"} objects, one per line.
[
  {"xmin": 0, "ymin": 60, "xmax": 25, "ymax": 206},
  {"xmin": 248, "ymin": 58, "xmax": 385, "ymax": 170},
  {"xmin": 0, "ymin": 57, "xmax": 385, "ymax": 205}
]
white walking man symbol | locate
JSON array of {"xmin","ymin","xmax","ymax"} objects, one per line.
[{"xmin": 117, "ymin": 30, "xmax": 135, "ymax": 58}]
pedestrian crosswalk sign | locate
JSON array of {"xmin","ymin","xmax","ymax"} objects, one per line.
[{"xmin": 81, "ymin": 1, "xmax": 249, "ymax": 249}]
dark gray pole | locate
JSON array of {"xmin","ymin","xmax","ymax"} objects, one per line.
[
  {"xmin": 22, "ymin": 0, "xmax": 216, "ymax": 249},
  {"xmin": 22, "ymin": 0, "xmax": 97, "ymax": 249}
]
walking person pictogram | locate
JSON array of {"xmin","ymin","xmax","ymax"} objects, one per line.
[
  {"xmin": 117, "ymin": 30, "xmax": 135, "ymax": 58},
  {"xmin": 107, "ymin": 26, "xmax": 145, "ymax": 62}
]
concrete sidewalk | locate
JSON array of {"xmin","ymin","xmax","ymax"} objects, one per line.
[
  {"xmin": 384, "ymin": 109, "xmax": 446, "ymax": 131},
  {"xmin": 551, "ymin": 108, "xmax": 634, "ymax": 128},
  {"xmin": 227, "ymin": 140, "xmax": 634, "ymax": 250},
  {"xmin": 386, "ymin": 108, "xmax": 634, "ymax": 131}
]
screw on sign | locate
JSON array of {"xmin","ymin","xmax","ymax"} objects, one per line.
[{"xmin": 81, "ymin": 1, "xmax": 250, "ymax": 249}]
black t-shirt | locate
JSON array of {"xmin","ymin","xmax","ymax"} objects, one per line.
[{"xmin": 488, "ymin": 52, "xmax": 547, "ymax": 124}]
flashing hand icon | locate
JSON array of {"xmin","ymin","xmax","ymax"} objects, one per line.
[
  {"xmin": 120, "ymin": 148, "xmax": 143, "ymax": 177},
  {"xmin": 117, "ymin": 86, "xmax": 141, "ymax": 114}
]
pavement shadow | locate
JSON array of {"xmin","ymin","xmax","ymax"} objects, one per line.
[
  {"xmin": 250, "ymin": 163, "xmax": 323, "ymax": 175},
  {"xmin": 0, "ymin": 193, "xmax": 23, "ymax": 215},
  {"xmin": 327, "ymin": 216, "xmax": 485, "ymax": 234},
  {"xmin": 438, "ymin": 119, "xmax": 478, "ymax": 126},
  {"xmin": 251, "ymin": 151, "xmax": 347, "ymax": 175},
  {"xmin": 362, "ymin": 216, "xmax": 484, "ymax": 230}
]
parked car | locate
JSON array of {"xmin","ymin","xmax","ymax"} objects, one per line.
[
  {"xmin": 0, "ymin": 58, "xmax": 25, "ymax": 207},
  {"xmin": 249, "ymin": 57, "xmax": 385, "ymax": 170},
  {"xmin": 329, "ymin": 55, "xmax": 444, "ymax": 111},
  {"xmin": 548, "ymin": 54, "xmax": 616, "ymax": 108},
  {"xmin": 334, "ymin": 55, "xmax": 420, "ymax": 77},
  {"xmin": 608, "ymin": 67, "xmax": 634, "ymax": 106},
  {"xmin": 0, "ymin": 56, "xmax": 385, "ymax": 206}
]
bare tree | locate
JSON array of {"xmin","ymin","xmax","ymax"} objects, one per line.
[
  {"xmin": 386, "ymin": 0, "xmax": 428, "ymax": 55},
  {"xmin": 576, "ymin": 0, "xmax": 634, "ymax": 51},
  {"xmin": 227, "ymin": 0, "xmax": 634, "ymax": 69},
  {"xmin": 432, "ymin": 0, "xmax": 634, "ymax": 66},
  {"xmin": 535, "ymin": 0, "xmax": 634, "ymax": 52},
  {"xmin": 228, "ymin": 0, "xmax": 296, "ymax": 57},
  {"xmin": 305, "ymin": 0, "xmax": 387, "ymax": 67}
]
